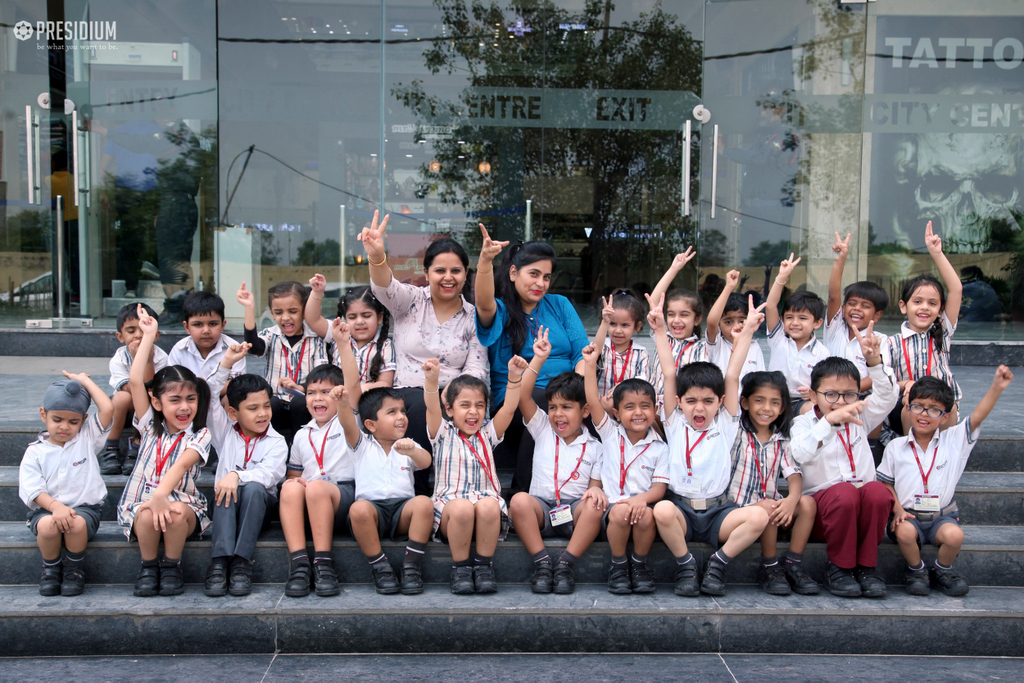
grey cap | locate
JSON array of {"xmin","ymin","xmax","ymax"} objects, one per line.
[{"xmin": 43, "ymin": 379, "xmax": 92, "ymax": 415}]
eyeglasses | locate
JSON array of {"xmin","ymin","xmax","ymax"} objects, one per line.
[
  {"xmin": 814, "ymin": 390, "xmax": 866, "ymax": 404},
  {"xmin": 908, "ymin": 403, "xmax": 948, "ymax": 418}
]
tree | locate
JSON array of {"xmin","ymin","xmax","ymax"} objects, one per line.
[
  {"xmin": 296, "ymin": 239, "xmax": 341, "ymax": 266},
  {"xmin": 743, "ymin": 239, "xmax": 792, "ymax": 268}
]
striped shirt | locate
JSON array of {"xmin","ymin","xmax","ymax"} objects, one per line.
[
  {"xmin": 728, "ymin": 428, "xmax": 799, "ymax": 505},
  {"xmin": 766, "ymin": 322, "xmax": 830, "ymax": 400},
  {"xmin": 651, "ymin": 334, "xmax": 707, "ymax": 407},
  {"xmin": 108, "ymin": 345, "xmax": 168, "ymax": 391},
  {"xmin": 324, "ymin": 326, "xmax": 397, "ymax": 383},
  {"xmin": 167, "ymin": 335, "xmax": 246, "ymax": 382},
  {"xmin": 253, "ymin": 322, "xmax": 329, "ymax": 401},
  {"xmin": 597, "ymin": 339, "xmax": 653, "ymax": 397},
  {"xmin": 882, "ymin": 313, "xmax": 961, "ymax": 401},
  {"xmin": 430, "ymin": 420, "xmax": 508, "ymax": 538},
  {"xmin": 116, "ymin": 407, "xmax": 212, "ymax": 539}
]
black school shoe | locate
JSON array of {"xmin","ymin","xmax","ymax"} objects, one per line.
[
  {"xmin": 313, "ymin": 561, "xmax": 341, "ymax": 597},
  {"xmin": 473, "ymin": 563, "xmax": 498, "ymax": 593},
  {"xmin": 204, "ymin": 560, "xmax": 229, "ymax": 597},
  {"xmin": 930, "ymin": 566, "xmax": 970, "ymax": 597},
  {"xmin": 825, "ymin": 562, "xmax": 862, "ymax": 598},
  {"xmin": 450, "ymin": 565, "xmax": 475, "ymax": 594},
  {"xmin": 531, "ymin": 560, "xmax": 554, "ymax": 594},
  {"xmin": 757, "ymin": 562, "xmax": 791, "ymax": 596},
  {"xmin": 853, "ymin": 566, "xmax": 887, "ymax": 598},
  {"xmin": 99, "ymin": 443, "xmax": 123, "ymax": 475},
  {"xmin": 630, "ymin": 562, "xmax": 656, "ymax": 594},
  {"xmin": 229, "ymin": 558, "xmax": 254, "ymax": 597},
  {"xmin": 783, "ymin": 560, "xmax": 820, "ymax": 595},
  {"xmin": 371, "ymin": 561, "xmax": 402, "ymax": 595},
  {"xmin": 134, "ymin": 564, "xmax": 160, "ymax": 597},
  {"xmin": 607, "ymin": 561, "xmax": 632, "ymax": 594},
  {"xmin": 673, "ymin": 562, "xmax": 700, "ymax": 597},
  {"xmin": 553, "ymin": 561, "xmax": 576, "ymax": 595},
  {"xmin": 39, "ymin": 564, "xmax": 63, "ymax": 597},
  {"xmin": 905, "ymin": 564, "xmax": 930, "ymax": 596},
  {"xmin": 700, "ymin": 556, "xmax": 728, "ymax": 596},
  {"xmin": 400, "ymin": 564, "xmax": 424, "ymax": 595},
  {"xmin": 122, "ymin": 441, "xmax": 140, "ymax": 476},
  {"xmin": 61, "ymin": 563, "xmax": 85, "ymax": 597},
  {"xmin": 158, "ymin": 559, "xmax": 185, "ymax": 596},
  {"xmin": 285, "ymin": 562, "xmax": 311, "ymax": 598}
]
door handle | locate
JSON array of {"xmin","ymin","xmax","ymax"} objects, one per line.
[
  {"xmin": 711, "ymin": 124, "xmax": 719, "ymax": 219},
  {"xmin": 72, "ymin": 110, "xmax": 80, "ymax": 207},
  {"xmin": 25, "ymin": 106, "xmax": 35, "ymax": 205},
  {"xmin": 682, "ymin": 119, "xmax": 691, "ymax": 217},
  {"xmin": 33, "ymin": 111, "xmax": 42, "ymax": 206}
]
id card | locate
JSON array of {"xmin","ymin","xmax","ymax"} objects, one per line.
[
  {"xmin": 914, "ymin": 494, "xmax": 941, "ymax": 512},
  {"xmin": 142, "ymin": 481, "xmax": 158, "ymax": 499},
  {"xmin": 549, "ymin": 504, "xmax": 572, "ymax": 527},
  {"xmin": 845, "ymin": 478, "xmax": 865, "ymax": 488},
  {"xmin": 678, "ymin": 475, "xmax": 702, "ymax": 495},
  {"xmin": 311, "ymin": 473, "xmax": 334, "ymax": 483}
]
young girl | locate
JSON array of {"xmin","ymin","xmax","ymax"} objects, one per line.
[
  {"xmin": 237, "ymin": 280, "xmax": 329, "ymax": 442},
  {"xmin": 593, "ymin": 289, "xmax": 652, "ymax": 398},
  {"xmin": 425, "ymin": 355, "xmax": 528, "ymax": 595},
  {"xmin": 306, "ymin": 274, "xmax": 396, "ymax": 391},
  {"xmin": 649, "ymin": 248, "xmax": 708, "ymax": 406},
  {"xmin": 117, "ymin": 305, "xmax": 217, "ymax": 597},
  {"xmin": 730, "ymin": 371, "xmax": 819, "ymax": 596},
  {"xmin": 884, "ymin": 221, "xmax": 963, "ymax": 435}
]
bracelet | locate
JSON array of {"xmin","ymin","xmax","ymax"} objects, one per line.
[
  {"xmin": 310, "ymin": 293, "xmax": 323, "ymax": 300},
  {"xmin": 424, "ymin": 387, "xmax": 439, "ymax": 394},
  {"xmin": 476, "ymin": 268, "xmax": 492, "ymax": 275},
  {"xmin": 526, "ymin": 366, "xmax": 539, "ymax": 375},
  {"xmin": 507, "ymin": 378, "xmax": 522, "ymax": 385},
  {"xmin": 775, "ymin": 277, "xmax": 788, "ymax": 287},
  {"xmin": 368, "ymin": 254, "xmax": 388, "ymax": 267}
]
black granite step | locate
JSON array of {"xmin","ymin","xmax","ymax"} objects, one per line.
[{"xmin": 1, "ymin": 584, "xmax": 1023, "ymax": 657}]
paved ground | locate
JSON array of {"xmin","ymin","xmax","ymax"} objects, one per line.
[{"xmin": 0, "ymin": 653, "xmax": 1021, "ymax": 681}]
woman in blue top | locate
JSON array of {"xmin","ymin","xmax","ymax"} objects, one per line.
[{"xmin": 474, "ymin": 225, "xmax": 589, "ymax": 493}]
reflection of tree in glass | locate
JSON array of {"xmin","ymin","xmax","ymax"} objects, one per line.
[
  {"xmin": 296, "ymin": 238, "xmax": 341, "ymax": 266},
  {"xmin": 743, "ymin": 239, "xmax": 793, "ymax": 268}
]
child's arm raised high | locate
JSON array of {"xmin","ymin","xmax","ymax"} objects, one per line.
[
  {"xmin": 924, "ymin": 220, "xmax": 963, "ymax": 327},
  {"xmin": 827, "ymin": 232, "xmax": 851, "ymax": 323},
  {"xmin": 971, "ymin": 365, "xmax": 1014, "ymax": 430},
  {"xmin": 725, "ymin": 296, "xmax": 766, "ymax": 417},
  {"xmin": 423, "ymin": 359, "xmax": 443, "ymax": 441},
  {"xmin": 129, "ymin": 305, "xmax": 160, "ymax": 420},
  {"xmin": 582, "ymin": 343, "xmax": 606, "ymax": 427},
  {"xmin": 304, "ymin": 274, "xmax": 331, "ymax": 339},
  {"xmin": 520, "ymin": 327, "xmax": 551, "ymax": 423},
  {"xmin": 707, "ymin": 270, "xmax": 740, "ymax": 344},
  {"xmin": 650, "ymin": 247, "xmax": 696, "ymax": 305},
  {"xmin": 646, "ymin": 292, "xmax": 675, "ymax": 409},
  {"xmin": 492, "ymin": 356, "xmax": 529, "ymax": 439},
  {"xmin": 766, "ymin": 253, "xmax": 801, "ymax": 333}
]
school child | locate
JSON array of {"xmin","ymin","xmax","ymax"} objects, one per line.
[
  {"xmin": 825, "ymin": 232, "xmax": 889, "ymax": 391},
  {"xmin": 882, "ymin": 221, "xmax": 964, "ymax": 435},
  {"xmin": 202, "ymin": 351, "xmax": 288, "ymax": 597},
  {"xmin": 705, "ymin": 269, "xmax": 766, "ymax": 383},
  {"xmin": 583, "ymin": 335, "xmax": 668, "ymax": 595},
  {"xmin": 425, "ymin": 355, "xmax": 526, "ymax": 595},
  {"xmin": 20, "ymin": 373, "xmax": 113, "ymax": 596},
  {"xmin": 592, "ymin": 290, "xmax": 652, "ymax": 398},
  {"xmin": 729, "ymin": 371, "xmax": 819, "ymax": 596},
  {"xmin": 879, "ymin": 369, "xmax": 1013, "ymax": 596},
  {"xmin": 649, "ymin": 248, "xmax": 708, "ymax": 407},
  {"xmin": 790, "ymin": 322, "xmax": 898, "ymax": 598},
  {"xmin": 651, "ymin": 293, "xmax": 770, "ymax": 597},
  {"xmin": 280, "ymin": 363, "xmax": 355, "ymax": 598},
  {"xmin": 117, "ymin": 305, "xmax": 214, "ymax": 597},
  {"xmin": 509, "ymin": 327, "xmax": 604, "ymax": 595},
  {"xmin": 765, "ymin": 253, "xmax": 830, "ymax": 413},
  {"xmin": 101, "ymin": 302, "xmax": 169, "ymax": 475},
  {"xmin": 331, "ymin": 319, "xmax": 433, "ymax": 595},
  {"xmin": 306, "ymin": 274, "xmax": 396, "ymax": 391},
  {"xmin": 237, "ymin": 280, "xmax": 329, "ymax": 443},
  {"xmin": 167, "ymin": 290, "xmax": 247, "ymax": 385}
]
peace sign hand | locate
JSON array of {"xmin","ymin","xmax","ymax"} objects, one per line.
[
  {"xmin": 833, "ymin": 232, "xmax": 851, "ymax": 260},
  {"xmin": 777, "ymin": 253, "xmax": 802, "ymax": 281},
  {"xmin": 477, "ymin": 224, "xmax": 509, "ymax": 265},
  {"xmin": 671, "ymin": 247, "xmax": 696, "ymax": 272},
  {"xmin": 600, "ymin": 296, "xmax": 615, "ymax": 324},
  {"xmin": 357, "ymin": 210, "xmax": 390, "ymax": 263},
  {"xmin": 851, "ymin": 320, "xmax": 881, "ymax": 367},
  {"xmin": 645, "ymin": 292, "xmax": 665, "ymax": 331},
  {"xmin": 924, "ymin": 220, "xmax": 943, "ymax": 256}
]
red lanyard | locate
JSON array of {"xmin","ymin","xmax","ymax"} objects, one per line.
[
  {"xmin": 155, "ymin": 431, "xmax": 186, "ymax": 481},
  {"xmin": 909, "ymin": 441, "xmax": 939, "ymax": 494},
  {"xmin": 460, "ymin": 433, "xmax": 501, "ymax": 493},
  {"xmin": 283, "ymin": 338, "xmax": 309, "ymax": 383},
  {"xmin": 355, "ymin": 340, "xmax": 376, "ymax": 382},
  {"xmin": 675, "ymin": 340, "xmax": 697, "ymax": 369},
  {"xmin": 619, "ymin": 436, "xmax": 652, "ymax": 494},
  {"xmin": 308, "ymin": 420, "xmax": 333, "ymax": 476},
  {"xmin": 684, "ymin": 428, "xmax": 708, "ymax": 476},
  {"xmin": 747, "ymin": 433, "xmax": 781, "ymax": 497},
  {"xmin": 234, "ymin": 424, "xmax": 266, "ymax": 468},
  {"xmin": 835, "ymin": 424, "xmax": 856, "ymax": 477},
  {"xmin": 901, "ymin": 336, "xmax": 933, "ymax": 381},
  {"xmin": 606, "ymin": 344, "xmax": 630, "ymax": 387},
  {"xmin": 554, "ymin": 440, "xmax": 587, "ymax": 506}
]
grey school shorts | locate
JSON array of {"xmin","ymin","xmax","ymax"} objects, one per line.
[
  {"xmin": 28, "ymin": 503, "xmax": 102, "ymax": 540},
  {"xmin": 536, "ymin": 497, "xmax": 583, "ymax": 539},
  {"xmin": 886, "ymin": 513, "xmax": 961, "ymax": 547},
  {"xmin": 334, "ymin": 480, "xmax": 356, "ymax": 535},
  {"xmin": 669, "ymin": 493, "xmax": 739, "ymax": 548},
  {"xmin": 348, "ymin": 497, "xmax": 412, "ymax": 541}
]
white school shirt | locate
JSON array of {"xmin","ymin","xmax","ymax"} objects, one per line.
[
  {"xmin": 597, "ymin": 340, "xmax": 653, "ymax": 397},
  {"xmin": 351, "ymin": 434, "xmax": 426, "ymax": 502},
  {"xmin": 665, "ymin": 407, "xmax": 740, "ymax": 499},
  {"xmin": 108, "ymin": 345, "xmax": 169, "ymax": 391},
  {"xmin": 524, "ymin": 410, "xmax": 601, "ymax": 503},
  {"xmin": 705, "ymin": 333, "xmax": 765, "ymax": 384},
  {"xmin": 824, "ymin": 311, "xmax": 888, "ymax": 382},
  {"xmin": 790, "ymin": 363, "xmax": 898, "ymax": 495},
  {"xmin": 19, "ymin": 414, "xmax": 110, "ymax": 510},
  {"xmin": 767, "ymin": 322, "xmax": 831, "ymax": 399},
  {"xmin": 167, "ymin": 334, "xmax": 246, "ymax": 382},
  {"xmin": 877, "ymin": 419, "xmax": 979, "ymax": 509},
  {"xmin": 289, "ymin": 416, "xmax": 355, "ymax": 481},
  {"xmin": 593, "ymin": 415, "xmax": 669, "ymax": 505}
]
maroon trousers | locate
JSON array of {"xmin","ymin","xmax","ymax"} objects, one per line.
[{"xmin": 811, "ymin": 481, "xmax": 893, "ymax": 569}]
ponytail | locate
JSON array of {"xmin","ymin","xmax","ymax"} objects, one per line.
[{"xmin": 368, "ymin": 310, "xmax": 390, "ymax": 382}]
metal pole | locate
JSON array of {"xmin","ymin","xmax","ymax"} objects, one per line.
[
  {"xmin": 682, "ymin": 120, "xmax": 691, "ymax": 216},
  {"xmin": 340, "ymin": 204, "xmax": 347, "ymax": 290},
  {"xmin": 25, "ymin": 106, "xmax": 35, "ymax": 205},
  {"xmin": 56, "ymin": 195, "xmax": 66, "ymax": 319},
  {"xmin": 525, "ymin": 199, "xmax": 532, "ymax": 241}
]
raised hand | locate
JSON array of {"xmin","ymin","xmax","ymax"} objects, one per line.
[
  {"xmin": 777, "ymin": 253, "xmax": 802, "ymax": 282},
  {"xmin": 645, "ymin": 292, "xmax": 665, "ymax": 330},
  {"xmin": 477, "ymin": 223, "xmax": 509, "ymax": 265},
  {"xmin": 309, "ymin": 273, "xmax": 327, "ymax": 295},
  {"xmin": 394, "ymin": 438, "xmax": 417, "ymax": 455},
  {"xmin": 581, "ymin": 343, "xmax": 599, "ymax": 366},
  {"xmin": 924, "ymin": 220, "xmax": 943, "ymax": 256},
  {"xmin": 825, "ymin": 400, "xmax": 868, "ymax": 426},
  {"xmin": 833, "ymin": 232, "xmax": 851, "ymax": 260},
  {"xmin": 670, "ymin": 247, "xmax": 696, "ymax": 271},
  {"xmin": 532, "ymin": 326, "xmax": 552, "ymax": 359},
  {"xmin": 851, "ymin": 320, "xmax": 881, "ymax": 366},
  {"xmin": 725, "ymin": 269, "xmax": 741, "ymax": 289},
  {"xmin": 742, "ymin": 295, "xmax": 767, "ymax": 334},
  {"xmin": 329, "ymin": 384, "xmax": 347, "ymax": 404},
  {"xmin": 223, "ymin": 342, "xmax": 252, "ymax": 367},
  {"xmin": 332, "ymin": 317, "xmax": 352, "ymax": 344},
  {"xmin": 137, "ymin": 304, "xmax": 158, "ymax": 337},
  {"xmin": 994, "ymin": 365, "xmax": 1015, "ymax": 390},
  {"xmin": 600, "ymin": 295, "xmax": 615, "ymax": 323},
  {"xmin": 508, "ymin": 354, "xmax": 529, "ymax": 378},
  {"xmin": 357, "ymin": 210, "xmax": 389, "ymax": 262},
  {"xmin": 236, "ymin": 282, "xmax": 255, "ymax": 309},
  {"xmin": 61, "ymin": 370, "xmax": 91, "ymax": 383},
  {"xmin": 422, "ymin": 358, "xmax": 440, "ymax": 384}
]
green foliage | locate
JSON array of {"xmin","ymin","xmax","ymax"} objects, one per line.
[
  {"xmin": 743, "ymin": 240, "xmax": 792, "ymax": 268},
  {"xmin": 295, "ymin": 239, "xmax": 341, "ymax": 266}
]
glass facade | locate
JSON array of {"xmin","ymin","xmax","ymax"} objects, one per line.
[{"xmin": 1, "ymin": 0, "xmax": 1022, "ymax": 337}]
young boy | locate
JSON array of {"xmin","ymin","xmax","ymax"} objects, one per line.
[
  {"xmin": 101, "ymin": 303, "xmax": 168, "ymax": 475},
  {"xmin": 652, "ymin": 294, "xmax": 770, "ymax": 597},
  {"xmin": 879, "ymin": 369, "xmax": 1013, "ymax": 597},
  {"xmin": 510, "ymin": 328, "xmax": 604, "ymax": 595},
  {"xmin": 583, "ymin": 339, "xmax": 668, "ymax": 595},
  {"xmin": 705, "ymin": 270, "xmax": 766, "ymax": 383},
  {"xmin": 825, "ymin": 232, "xmax": 889, "ymax": 391},
  {"xmin": 765, "ymin": 254, "xmax": 829, "ymax": 413},
  {"xmin": 168, "ymin": 290, "xmax": 247, "ymax": 386},
  {"xmin": 20, "ymin": 373, "xmax": 113, "ymax": 596},
  {"xmin": 333, "ymin": 320, "xmax": 434, "ymax": 595},
  {"xmin": 790, "ymin": 322, "xmax": 898, "ymax": 598},
  {"xmin": 203, "ymin": 347, "xmax": 288, "ymax": 597},
  {"xmin": 280, "ymin": 364, "xmax": 355, "ymax": 597}
]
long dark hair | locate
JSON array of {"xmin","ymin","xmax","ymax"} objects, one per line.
[
  {"xmin": 664, "ymin": 288, "xmax": 704, "ymax": 338},
  {"xmin": 495, "ymin": 241, "xmax": 558, "ymax": 354},
  {"xmin": 739, "ymin": 371, "xmax": 793, "ymax": 439},
  {"xmin": 900, "ymin": 274, "xmax": 947, "ymax": 353},
  {"xmin": 146, "ymin": 365, "xmax": 210, "ymax": 437},
  {"xmin": 337, "ymin": 286, "xmax": 390, "ymax": 382}
]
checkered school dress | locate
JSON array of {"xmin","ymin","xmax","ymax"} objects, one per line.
[
  {"xmin": 255, "ymin": 323, "xmax": 329, "ymax": 401},
  {"xmin": 883, "ymin": 313, "xmax": 962, "ymax": 402},
  {"xmin": 326, "ymin": 330, "xmax": 397, "ymax": 382},
  {"xmin": 652, "ymin": 334, "xmax": 707, "ymax": 407},
  {"xmin": 430, "ymin": 420, "xmax": 509, "ymax": 540},
  {"xmin": 597, "ymin": 340, "xmax": 653, "ymax": 397},
  {"xmin": 728, "ymin": 427, "xmax": 799, "ymax": 506},
  {"xmin": 117, "ymin": 408, "xmax": 212, "ymax": 539}
]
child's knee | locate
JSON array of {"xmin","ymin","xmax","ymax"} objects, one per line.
[
  {"xmin": 895, "ymin": 522, "xmax": 918, "ymax": 544},
  {"xmin": 348, "ymin": 501, "xmax": 375, "ymax": 525},
  {"xmin": 652, "ymin": 500, "xmax": 677, "ymax": 526},
  {"xmin": 305, "ymin": 479, "xmax": 334, "ymax": 501},
  {"xmin": 634, "ymin": 507, "xmax": 656, "ymax": 531},
  {"xmin": 36, "ymin": 518, "xmax": 60, "ymax": 539},
  {"xmin": 168, "ymin": 503, "xmax": 193, "ymax": 526},
  {"xmin": 509, "ymin": 492, "xmax": 533, "ymax": 514},
  {"xmin": 937, "ymin": 523, "xmax": 964, "ymax": 547},
  {"xmin": 749, "ymin": 505, "xmax": 770, "ymax": 529},
  {"xmin": 445, "ymin": 499, "xmax": 474, "ymax": 524},
  {"xmin": 474, "ymin": 497, "xmax": 501, "ymax": 521},
  {"xmin": 280, "ymin": 480, "xmax": 304, "ymax": 503},
  {"xmin": 409, "ymin": 495, "xmax": 433, "ymax": 515}
]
